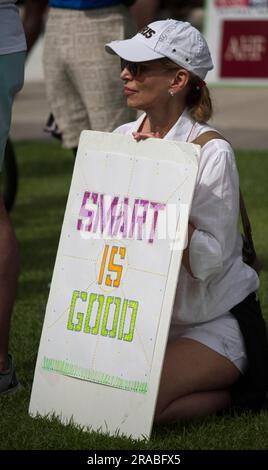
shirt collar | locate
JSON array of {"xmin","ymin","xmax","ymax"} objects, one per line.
[
  {"xmin": 164, "ymin": 109, "xmax": 196, "ymax": 142},
  {"xmin": 134, "ymin": 109, "xmax": 197, "ymax": 142}
]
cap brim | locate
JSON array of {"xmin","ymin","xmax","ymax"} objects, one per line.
[{"xmin": 105, "ymin": 37, "xmax": 164, "ymax": 62}]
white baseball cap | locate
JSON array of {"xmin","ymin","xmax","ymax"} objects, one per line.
[{"xmin": 105, "ymin": 19, "xmax": 213, "ymax": 80}]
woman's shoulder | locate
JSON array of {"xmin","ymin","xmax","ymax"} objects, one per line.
[{"xmin": 192, "ymin": 122, "xmax": 234, "ymax": 155}]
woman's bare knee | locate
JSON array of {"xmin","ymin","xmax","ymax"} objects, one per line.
[
  {"xmin": 155, "ymin": 390, "xmax": 231, "ymax": 424},
  {"xmin": 155, "ymin": 337, "xmax": 240, "ymax": 417}
]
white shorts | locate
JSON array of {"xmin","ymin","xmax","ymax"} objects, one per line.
[{"xmin": 169, "ymin": 313, "xmax": 248, "ymax": 373}]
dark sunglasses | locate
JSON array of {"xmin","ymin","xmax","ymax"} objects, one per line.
[
  {"xmin": 120, "ymin": 59, "xmax": 139, "ymax": 77},
  {"xmin": 120, "ymin": 59, "xmax": 180, "ymax": 78}
]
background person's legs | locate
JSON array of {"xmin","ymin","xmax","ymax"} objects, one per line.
[
  {"xmin": 43, "ymin": 9, "xmax": 90, "ymax": 150},
  {"xmin": 66, "ymin": 7, "xmax": 137, "ymax": 136},
  {"xmin": 0, "ymin": 53, "xmax": 25, "ymax": 164},
  {"xmin": 0, "ymin": 52, "xmax": 24, "ymax": 375},
  {"xmin": 0, "ymin": 197, "xmax": 19, "ymax": 372}
]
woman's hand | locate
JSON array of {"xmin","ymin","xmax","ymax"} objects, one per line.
[{"xmin": 132, "ymin": 131, "xmax": 161, "ymax": 141}]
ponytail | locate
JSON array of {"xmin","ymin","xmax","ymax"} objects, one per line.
[{"xmin": 186, "ymin": 73, "xmax": 213, "ymax": 123}]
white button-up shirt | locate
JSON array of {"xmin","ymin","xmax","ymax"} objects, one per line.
[{"xmin": 114, "ymin": 110, "xmax": 259, "ymax": 325}]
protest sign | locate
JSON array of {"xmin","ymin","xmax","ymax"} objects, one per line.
[{"xmin": 29, "ymin": 131, "xmax": 199, "ymax": 439}]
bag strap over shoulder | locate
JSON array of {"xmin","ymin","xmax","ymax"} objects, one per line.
[
  {"xmin": 191, "ymin": 130, "xmax": 226, "ymax": 148},
  {"xmin": 191, "ymin": 131, "xmax": 260, "ymax": 273}
]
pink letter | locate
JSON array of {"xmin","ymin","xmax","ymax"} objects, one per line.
[
  {"xmin": 77, "ymin": 192, "xmax": 98, "ymax": 232},
  {"xmin": 148, "ymin": 201, "xmax": 166, "ymax": 243}
]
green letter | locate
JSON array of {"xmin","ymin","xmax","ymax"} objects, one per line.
[
  {"xmin": 91, "ymin": 294, "xmax": 104, "ymax": 335},
  {"xmin": 84, "ymin": 293, "xmax": 97, "ymax": 333},
  {"xmin": 101, "ymin": 296, "xmax": 121, "ymax": 338},
  {"xmin": 118, "ymin": 299, "xmax": 128, "ymax": 340},
  {"xmin": 124, "ymin": 300, "xmax": 138, "ymax": 342},
  {"xmin": 67, "ymin": 290, "xmax": 87, "ymax": 331}
]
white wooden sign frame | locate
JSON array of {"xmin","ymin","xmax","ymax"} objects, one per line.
[{"xmin": 29, "ymin": 131, "xmax": 199, "ymax": 440}]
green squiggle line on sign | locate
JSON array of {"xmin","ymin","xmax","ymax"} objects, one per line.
[{"xmin": 42, "ymin": 356, "xmax": 148, "ymax": 394}]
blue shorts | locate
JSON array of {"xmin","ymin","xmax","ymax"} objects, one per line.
[{"xmin": 0, "ymin": 51, "xmax": 25, "ymax": 170}]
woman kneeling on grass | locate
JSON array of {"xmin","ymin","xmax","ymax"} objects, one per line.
[{"xmin": 106, "ymin": 19, "xmax": 268, "ymax": 422}]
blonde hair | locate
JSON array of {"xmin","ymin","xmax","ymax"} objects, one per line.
[
  {"xmin": 186, "ymin": 73, "xmax": 213, "ymax": 123},
  {"xmin": 159, "ymin": 58, "xmax": 213, "ymax": 123}
]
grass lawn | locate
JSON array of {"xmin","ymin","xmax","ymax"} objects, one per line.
[{"xmin": 0, "ymin": 140, "xmax": 268, "ymax": 450}]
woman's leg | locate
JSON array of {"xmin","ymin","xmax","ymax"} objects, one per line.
[
  {"xmin": 155, "ymin": 337, "xmax": 240, "ymax": 423},
  {"xmin": 156, "ymin": 390, "xmax": 230, "ymax": 423}
]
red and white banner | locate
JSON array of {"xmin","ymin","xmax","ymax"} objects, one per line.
[
  {"xmin": 204, "ymin": 0, "xmax": 268, "ymax": 85},
  {"xmin": 215, "ymin": 1, "xmax": 268, "ymax": 9},
  {"xmin": 215, "ymin": 1, "xmax": 249, "ymax": 7},
  {"xmin": 220, "ymin": 20, "xmax": 268, "ymax": 78}
]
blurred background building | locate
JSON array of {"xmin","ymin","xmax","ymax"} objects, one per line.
[{"xmin": 11, "ymin": 0, "xmax": 268, "ymax": 150}]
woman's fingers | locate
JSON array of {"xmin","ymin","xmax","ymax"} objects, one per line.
[{"xmin": 132, "ymin": 131, "xmax": 161, "ymax": 141}]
